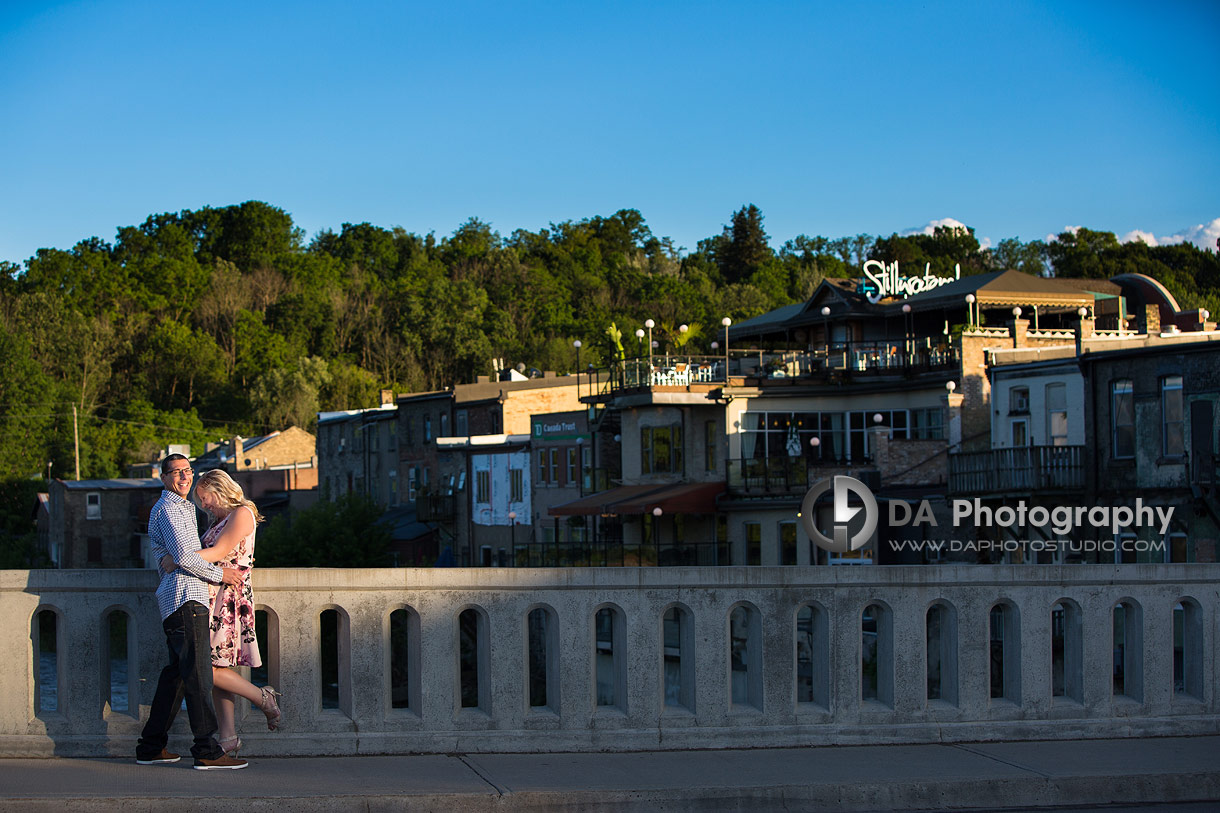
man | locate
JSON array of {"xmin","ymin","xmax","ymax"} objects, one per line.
[{"xmin": 135, "ymin": 454, "xmax": 248, "ymax": 770}]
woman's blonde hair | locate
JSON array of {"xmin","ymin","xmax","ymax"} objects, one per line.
[{"xmin": 194, "ymin": 469, "xmax": 265, "ymax": 523}]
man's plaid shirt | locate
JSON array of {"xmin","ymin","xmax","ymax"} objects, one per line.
[{"xmin": 149, "ymin": 489, "xmax": 224, "ymax": 620}]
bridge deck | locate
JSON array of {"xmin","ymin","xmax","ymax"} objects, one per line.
[{"xmin": 1, "ymin": 735, "xmax": 1217, "ymax": 811}]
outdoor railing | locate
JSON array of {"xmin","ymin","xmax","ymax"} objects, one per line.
[
  {"xmin": 4, "ymin": 564, "xmax": 1214, "ymax": 757},
  {"xmin": 585, "ymin": 344, "xmax": 961, "ymax": 402},
  {"xmin": 949, "ymin": 445, "xmax": 1086, "ymax": 494}
]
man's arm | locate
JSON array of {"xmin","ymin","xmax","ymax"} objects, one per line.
[{"xmin": 154, "ymin": 501, "xmax": 225, "ymax": 584}]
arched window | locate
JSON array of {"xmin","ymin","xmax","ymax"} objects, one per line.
[
  {"xmin": 104, "ymin": 609, "xmax": 135, "ymax": 715},
  {"xmin": 527, "ymin": 606, "xmax": 559, "ymax": 711},
  {"xmin": 458, "ymin": 607, "xmax": 489, "ymax": 711},
  {"xmin": 1174, "ymin": 599, "xmax": 1204, "ymax": 700},
  {"xmin": 1112, "ymin": 600, "xmax": 1144, "ymax": 701},
  {"xmin": 926, "ymin": 601, "xmax": 958, "ymax": 706},
  {"xmin": 989, "ymin": 602, "xmax": 1021, "ymax": 703},
  {"xmin": 389, "ymin": 607, "xmax": 420, "ymax": 711},
  {"xmin": 594, "ymin": 606, "xmax": 626, "ymax": 710},
  {"xmin": 729, "ymin": 604, "xmax": 762, "ymax": 710},
  {"xmin": 319, "ymin": 608, "xmax": 351, "ymax": 714},
  {"xmin": 795, "ymin": 603, "xmax": 829, "ymax": 708},
  {"xmin": 662, "ymin": 606, "xmax": 694, "ymax": 711},
  {"xmin": 34, "ymin": 609, "xmax": 60, "ymax": 715},
  {"xmin": 861, "ymin": 602, "xmax": 893, "ymax": 707},
  {"xmin": 1050, "ymin": 600, "xmax": 1083, "ymax": 703}
]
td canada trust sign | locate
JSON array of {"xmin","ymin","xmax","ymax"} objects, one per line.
[{"xmin": 801, "ymin": 475, "xmax": 1174, "ymax": 557}]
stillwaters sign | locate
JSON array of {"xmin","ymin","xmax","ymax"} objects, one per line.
[{"xmin": 861, "ymin": 260, "xmax": 961, "ymax": 304}]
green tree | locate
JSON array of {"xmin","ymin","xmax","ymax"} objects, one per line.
[{"xmin": 256, "ymin": 492, "xmax": 392, "ymax": 566}]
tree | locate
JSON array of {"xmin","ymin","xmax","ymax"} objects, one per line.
[
  {"xmin": 256, "ymin": 492, "xmax": 392, "ymax": 566},
  {"xmin": 717, "ymin": 205, "xmax": 772, "ymax": 285}
]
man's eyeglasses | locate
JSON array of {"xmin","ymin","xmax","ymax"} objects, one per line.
[{"xmin": 163, "ymin": 468, "xmax": 194, "ymax": 479}]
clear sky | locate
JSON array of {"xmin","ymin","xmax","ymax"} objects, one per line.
[{"xmin": 2, "ymin": 0, "xmax": 1218, "ymax": 266}]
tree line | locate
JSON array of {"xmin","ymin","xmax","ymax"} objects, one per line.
[{"xmin": 2, "ymin": 201, "xmax": 1218, "ymax": 489}]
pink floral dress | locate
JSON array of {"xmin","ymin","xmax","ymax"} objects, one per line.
[{"xmin": 201, "ymin": 505, "xmax": 262, "ymax": 668}]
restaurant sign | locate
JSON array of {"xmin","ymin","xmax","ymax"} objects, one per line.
[{"xmin": 862, "ymin": 260, "xmax": 960, "ymax": 304}]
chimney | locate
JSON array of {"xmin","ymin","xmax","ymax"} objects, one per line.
[
  {"xmin": 1142, "ymin": 304, "xmax": 1161, "ymax": 335},
  {"xmin": 234, "ymin": 437, "xmax": 244, "ymax": 469},
  {"xmin": 380, "ymin": 389, "xmax": 394, "ymax": 405}
]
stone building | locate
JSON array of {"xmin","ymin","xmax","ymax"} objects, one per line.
[{"xmin": 45, "ymin": 479, "xmax": 165, "ymax": 568}]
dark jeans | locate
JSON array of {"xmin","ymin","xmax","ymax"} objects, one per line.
[{"xmin": 136, "ymin": 601, "xmax": 222, "ymax": 760}]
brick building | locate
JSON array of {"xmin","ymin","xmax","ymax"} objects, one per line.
[{"xmin": 46, "ymin": 479, "xmax": 166, "ymax": 568}]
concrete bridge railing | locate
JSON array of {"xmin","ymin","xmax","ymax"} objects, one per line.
[{"xmin": 1, "ymin": 565, "xmax": 1216, "ymax": 757}]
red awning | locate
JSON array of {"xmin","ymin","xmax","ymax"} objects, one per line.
[
  {"xmin": 548, "ymin": 482, "xmax": 725, "ymax": 517},
  {"xmin": 612, "ymin": 481, "xmax": 724, "ymax": 515}
]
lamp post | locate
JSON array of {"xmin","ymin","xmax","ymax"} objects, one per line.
[
  {"xmin": 508, "ymin": 510, "xmax": 518, "ymax": 564},
  {"xmin": 721, "ymin": 317, "xmax": 732, "ymax": 382},
  {"xmin": 644, "ymin": 319, "xmax": 655, "ymax": 370},
  {"xmin": 820, "ymin": 306, "xmax": 831, "ymax": 364},
  {"xmin": 573, "ymin": 339, "xmax": 581, "ymax": 397},
  {"xmin": 902, "ymin": 303, "xmax": 912, "ymax": 367},
  {"xmin": 965, "ymin": 293, "xmax": 976, "ymax": 329}
]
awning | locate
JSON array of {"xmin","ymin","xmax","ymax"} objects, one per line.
[{"xmin": 549, "ymin": 482, "xmax": 725, "ymax": 517}]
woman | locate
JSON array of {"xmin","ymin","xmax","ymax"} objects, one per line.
[{"xmin": 163, "ymin": 469, "xmax": 281, "ymax": 755}]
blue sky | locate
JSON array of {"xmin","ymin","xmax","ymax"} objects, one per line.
[{"xmin": 2, "ymin": 0, "xmax": 1218, "ymax": 266}]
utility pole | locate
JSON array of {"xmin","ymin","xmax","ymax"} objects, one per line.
[{"xmin": 72, "ymin": 405, "xmax": 80, "ymax": 480}]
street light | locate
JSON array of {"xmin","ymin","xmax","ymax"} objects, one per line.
[
  {"xmin": 965, "ymin": 293, "xmax": 976, "ymax": 328},
  {"xmin": 644, "ymin": 319, "xmax": 655, "ymax": 369},
  {"xmin": 820, "ymin": 306, "xmax": 831, "ymax": 362},
  {"xmin": 573, "ymin": 339, "xmax": 582, "ymax": 398},
  {"xmin": 721, "ymin": 317, "xmax": 732, "ymax": 382},
  {"xmin": 902, "ymin": 303, "xmax": 913, "ymax": 365}
]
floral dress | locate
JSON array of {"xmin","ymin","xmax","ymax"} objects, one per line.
[{"xmin": 202, "ymin": 505, "xmax": 262, "ymax": 668}]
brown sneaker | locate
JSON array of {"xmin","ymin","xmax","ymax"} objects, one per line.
[
  {"xmin": 193, "ymin": 754, "xmax": 248, "ymax": 770},
  {"xmin": 135, "ymin": 749, "xmax": 180, "ymax": 764}
]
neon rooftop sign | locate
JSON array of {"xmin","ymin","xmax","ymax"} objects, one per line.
[{"xmin": 862, "ymin": 260, "xmax": 961, "ymax": 303}]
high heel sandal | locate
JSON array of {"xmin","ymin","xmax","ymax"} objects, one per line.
[
  {"xmin": 259, "ymin": 686, "xmax": 283, "ymax": 731},
  {"xmin": 218, "ymin": 736, "xmax": 242, "ymax": 756}
]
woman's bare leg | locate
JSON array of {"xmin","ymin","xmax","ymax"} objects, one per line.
[
  {"xmin": 212, "ymin": 666, "xmax": 265, "ymax": 706},
  {"xmin": 213, "ymin": 686, "xmax": 237, "ymax": 744}
]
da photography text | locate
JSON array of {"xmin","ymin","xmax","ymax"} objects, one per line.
[{"xmin": 890, "ymin": 497, "xmax": 1175, "ymax": 537}]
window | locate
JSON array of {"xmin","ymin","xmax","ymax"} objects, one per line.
[
  {"xmin": 745, "ymin": 522, "xmax": 761, "ymax": 566},
  {"xmin": 510, "ymin": 468, "xmax": 523, "ymax": 503},
  {"xmin": 456, "ymin": 410, "xmax": 468, "ymax": 437},
  {"xmin": 537, "ymin": 450, "xmax": 549, "ymax": 485},
  {"xmin": 1010, "ymin": 386, "xmax": 1030, "ymax": 414},
  {"xmin": 475, "ymin": 470, "xmax": 490, "ymax": 504},
  {"xmin": 440, "ymin": 413, "xmax": 449, "ymax": 438},
  {"xmin": 912, "ymin": 408, "xmax": 943, "ymax": 440},
  {"xmin": 1162, "ymin": 375, "xmax": 1184, "ymax": 457},
  {"xmin": 86, "ymin": 493, "xmax": 101, "ymax": 520},
  {"xmin": 369, "ymin": 424, "xmax": 380, "ymax": 452},
  {"xmin": 1046, "ymin": 383, "xmax": 1068, "ymax": 446},
  {"xmin": 407, "ymin": 467, "xmax": 418, "ymax": 501},
  {"xmin": 704, "ymin": 421, "xmax": 718, "ymax": 471},
  {"xmin": 779, "ymin": 521, "xmax": 797, "ymax": 565},
  {"xmin": 1010, "ymin": 418, "xmax": 1028, "ymax": 447},
  {"xmin": 1112, "ymin": 380, "xmax": 1135, "ymax": 459},
  {"xmin": 566, "ymin": 447, "xmax": 578, "ymax": 485},
  {"xmin": 548, "ymin": 448, "xmax": 559, "ymax": 484},
  {"xmin": 641, "ymin": 424, "xmax": 683, "ymax": 474},
  {"xmin": 424, "ymin": 416, "xmax": 433, "ymax": 443}
]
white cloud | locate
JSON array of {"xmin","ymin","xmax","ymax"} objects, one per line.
[
  {"xmin": 901, "ymin": 218, "xmax": 970, "ymax": 237},
  {"xmin": 1119, "ymin": 218, "xmax": 1220, "ymax": 253}
]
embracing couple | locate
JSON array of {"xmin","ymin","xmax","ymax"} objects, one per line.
[{"xmin": 134, "ymin": 454, "xmax": 283, "ymax": 770}]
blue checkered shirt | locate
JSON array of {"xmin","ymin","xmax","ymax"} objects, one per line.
[{"xmin": 149, "ymin": 489, "xmax": 224, "ymax": 620}]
